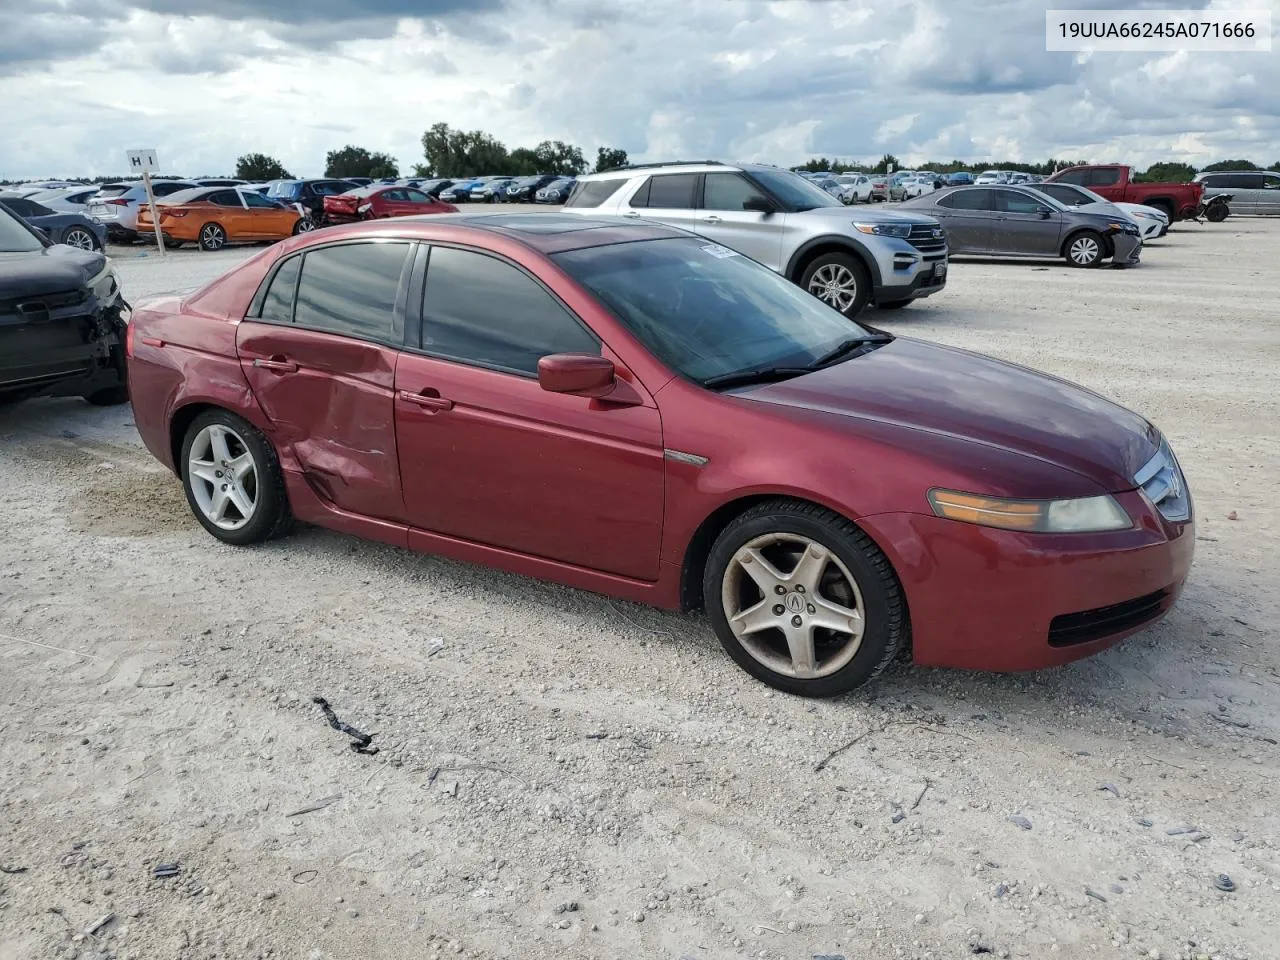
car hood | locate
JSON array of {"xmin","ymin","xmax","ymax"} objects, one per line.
[
  {"xmin": 797, "ymin": 205, "xmax": 938, "ymax": 225},
  {"xmin": 741, "ymin": 337, "xmax": 1158, "ymax": 492},
  {"xmin": 0, "ymin": 245, "xmax": 106, "ymax": 298}
]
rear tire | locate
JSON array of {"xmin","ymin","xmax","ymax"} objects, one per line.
[
  {"xmin": 180, "ymin": 409, "xmax": 292, "ymax": 546},
  {"xmin": 1146, "ymin": 200, "xmax": 1174, "ymax": 221},
  {"xmin": 1065, "ymin": 230, "xmax": 1105, "ymax": 268},
  {"xmin": 1206, "ymin": 204, "xmax": 1229, "ymax": 223},
  {"xmin": 703, "ymin": 499, "xmax": 907, "ymax": 697},
  {"xmin": 799, "ymin": 252, "xmax": 872, "ymax": 320}
]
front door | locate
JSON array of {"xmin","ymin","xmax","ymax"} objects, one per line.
[
  {"xmin": 395, "ymin": 245, "xmax": 665, "ymax": 581},
  {"xmin": 694, "ymin": 172, "xmax": 788, "ymax": 271},
  {"xmin": 242, "ymin": 190, "xmax": 296, "ymax": 238},
  {"xmin": 991, "ymin": 189, "xmax": 1063, "ymax": 257},
  {"xmin": 237, "ymin": 240, "xmax": 415, "ymax": 521}
]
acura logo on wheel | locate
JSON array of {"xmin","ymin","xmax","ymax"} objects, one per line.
[{"xmin": 784, "ymin": 593, "xmax": 805, "ymax": 613}]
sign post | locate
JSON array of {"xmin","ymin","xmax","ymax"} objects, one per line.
[{"xmin": 127, "ymin": 149, "xmax": 165, "ymax": 257}]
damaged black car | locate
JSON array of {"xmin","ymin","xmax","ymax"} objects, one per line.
[{"xmin": 1, "ymin": 202, "xmax": 128, "ymax": 408}]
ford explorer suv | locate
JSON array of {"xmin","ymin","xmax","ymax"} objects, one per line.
[{"xmin": 561, "ymin": 161, "xmax": 948, "ymax": 317}]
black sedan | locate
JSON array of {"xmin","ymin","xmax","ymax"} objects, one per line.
[
  {"xmin": 0, "ymin": 205, "xmax": 128, "ymax": 406},
  {"xmin": 0, "ymin": 195, "xmax": 106, "ymax": 251},
  {"xmin": 900, "ymin": 185, "xmax": 1142, "ymax": 267}
]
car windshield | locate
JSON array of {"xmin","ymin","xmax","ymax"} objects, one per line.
[
  {"xmin": 0, "ymin": 207, "xmax": 44, "ymax": 252},
  {"xmin": 267, "ymin": 182, "xmax": 303, "ymax": 200},
  {"xmin": 553, "ymin": 237, "xmax": 871, "ymax": 384},
  {"xmin": 747, "ymin": 168, "xmax": 842, "ymax": 211}
]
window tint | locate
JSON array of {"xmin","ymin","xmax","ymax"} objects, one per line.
[
  {"xmin": 1227, "ymin": 173, "xmax": 1264, "ymax": 189},
  {"xmin": 1036, "ymin": 184, "xmax": 1083, "ymax": 205},
  {"xmin": 421, "ymin": 246, "xmax": 599, "ymax": 376},
  {"xmin": 259, "ymin": 256, "xmax": 300, "ymax": 324},
  {"xmin": 702, "ymin": 173, "xmax": 769, "ymax": 211},
  {"xmin": 2, "ymin": 199, "xmax": 38, "ymax": 217},
  {"xmin": 564, "ymin": 179, "xmax": 623, "ymax": 208},
  {"xmin": 294, "ymin": 242, "xmax": 410, "ymax": 341},
  {"xmin": 209, "ymin": 191, "xmax": 242, "ymax": 207},
  {"xmin": 153, "ymin": 182, "xmax": 193, "ymax": 196},
  {"xmin": 936, "ymin": 189, "xmax": 992, "ymax": 211},
  {"xmin": 380, "ymin": 188, "xmax": 406, "ymax": 201},
  {"xmin": 313, "ymin": 182, "xmax": 348, "ymax": 196},
  {"xmin": 994, "ymin": 190, "xmax": 1047, "ymax": 214},
  {"xmin": 241, "ymin": 191, "xmax": 276, "ymax": 208},
  {"xmin": 638, "ymin": 174, "xmax": 698, "ymax": 209},
  {"xmin": 405, "ymin": 189, "xmax": 431, "ymax": 202},
  {"xmin": 1087, "ymin": 168, "xmax": 1121, "ymax": 187},
  {"xmin": 628, "ymin": 178, "xmax": 651, "ymax": 208},
  {"xmin": 1263, "ymin": 175, "xmax": 1280, "ymax": 190},
  {"xmin": 1054, "ymin": 169, "xmax": 1088, "ymax": 186}
]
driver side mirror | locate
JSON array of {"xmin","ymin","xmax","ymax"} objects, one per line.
[
  {"xmin": 743, "ymin": 196, "xmax": 776, "ymax": 214},
  {"xmin": 1037, "ymin": 207, "xmax": 1053, "ymax": 219}
]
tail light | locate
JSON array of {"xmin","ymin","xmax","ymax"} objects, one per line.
[
  {"xmin": 105, "ymin": 198, "xmax": 130, "ymax": 206},
  {"xmin": 166, "ymin": 210, "xmax": 187, "ymax": 217},
  {"xmin": 125, "ymin": 319, "xmax": 135, "ymax": 359}
]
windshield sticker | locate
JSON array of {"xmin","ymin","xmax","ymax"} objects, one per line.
[{"xmin": 701, "ymin": 243, "xmax": 741, "ymax": 259}]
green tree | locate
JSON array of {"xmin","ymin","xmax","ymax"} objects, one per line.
[
  {"xmin": 532, "ymin": 140, "xmax": 587, "ymax": 176},
  {"xmin": 1136, "ymin": 161, "xmax": 1198, "ymax": 182},
  {"xmin": 873, "ymin": 153, "xmax": 901, "ymax": 174},
  {"xmin": 1199, "ymin": 158, "xmax": 1259, "ymax": 172},
  {"xmin": 1269, "ymin": 161, "xmax": 1280, "ymax": 172},
  {"xmin": 508, "ymin": 147, "xmax": 542, "ymax": 176},
  {"xmin": 799, "ymin": 158, "xmax": 831, "ymax": 172},
  {"xmin": 235, "ymin": 153, "xmax": 292, "ymax": 181},
  {"xmin": 324, "ymin": 145, "xmax": 400, "ymax": 179},
  {"xmin": 594, "ymin": 146, "xmax": 628, "ymax": 173},
  {"xmin": 419, "ymin": 123, "xmax": 512, "ymax": 177}
]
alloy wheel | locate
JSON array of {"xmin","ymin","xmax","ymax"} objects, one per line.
[
  {"xmin": 295, "ymin": 218, "xmax": 315, "ymax": 233},
  {"xmin": 1069, "ymin": 236, "xmax": 1100, "ymax": 265},
  {"xmin": 200, "ymin": 224, "xmax": 226, "ymax": 250},
  {"xmin": 187, "ymin": 424, "xmax": 259, "ymax": 530},
  {"xmin": 720, "ymin": 532, "xmax": 865, "ymax": 680},
  {"xmin": 808, "ymin": 263, "xmax": 859, "ymax": 312},
  {"xmin": 64, "ymin": 228, "xmax": 96, "ymax": 250}
]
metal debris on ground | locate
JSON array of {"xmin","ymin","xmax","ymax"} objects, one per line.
[
  {"xmin": 0, "ymin": 864, "xmax": 27, "ymax": 874},
  {"xmin": 1007, "ymin": 814, "xmax": 1033, "ymax": 830},
  {"xmin": 1165, "ymin": 825, "xmax": 1198, "ymax": 836},
  {"xmin": 1098, "ymin": 783, "xmax": 1120, "ymax": 797},
  {"xmin": 1135, "ymin": 818, "xmax": 1154, "ymax": 827},
  {"xmin": 291, "ymin": 869, "xmax": 318, "ymax": 884},
  {"xmin": 152, "ymin": 862, "xmax": 180, "ymax": 879},
  {"xmin": 86, "ymin": 913, "xmax": 115, "ymax": 936},
  {"xmin": 1085, "ymin": 887, "xmax": 1108, "ymax": 903},
  {"xmin": 911, "ymin": 778, "xmax": 932, "ymax": 810},
  {"xmin": 285, "ymin": 794, "xmax": 343, "ymax": 817},
  {"xmin": 1213, "ymin": 874, "xmax": 1236, "ymax": 893},
  {"xmin": 313, "ymin": 696, "xmax": 379, "ymax": 755},
  {"xmin": 426, "ymin": 637, "xmax": 445, "ymax": 657}
]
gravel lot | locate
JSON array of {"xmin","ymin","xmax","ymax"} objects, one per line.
[{"xmin": 2, "ymin": 216, "xmax": 1278, "ymax": 960}]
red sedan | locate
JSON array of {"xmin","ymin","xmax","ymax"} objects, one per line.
[
  {"xmin": 125, "ymin": 214, "xmax": 1193, "ymax": 696},
  {"xmin": 322, "ymin": 185, "xmax": 457, "ymax": 224}
]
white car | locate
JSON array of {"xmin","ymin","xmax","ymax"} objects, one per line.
[
  {"xmin": 974, "ymin": 170, "xmax": 1002, "ymax": 185},
  {"xmin": 1114, "ymin": 202, "xmax": 1169, "ymax": 239},
  {"xmin": 1031, "ymin": 181, "xmax": 1170, "ymax": 240},
  {"xmin": 901, "ymin": 177, "xmax": 936, "ymax": 199},
  {"xmin": 832, "ymin": 174, "xmax": 872, "ymax": 204}
]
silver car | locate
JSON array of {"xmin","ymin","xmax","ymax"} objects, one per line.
[
  {"xmin": 23, "ymin": 186, "xmax": 101, "ymax": 213},
  {"xmin": 902, "ymin": 185, "xmax": 1141, "ymax": 267},
  {"xmin": 85, "ymin": 179, "xmax": 199, "ymax": 241},
  {"xmin": 1193, "ymin": 170, "xmax": 1280, "ymax": 216},
  {"xmin": 561, "ymin": 161, "xmax": 948, "ymax": 317}
]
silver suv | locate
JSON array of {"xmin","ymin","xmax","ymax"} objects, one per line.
[
  {"xmin": 561, "ymin": 161, "xmax": 948, "ymax": 316},
  {"xmin": 84, "ymin": 180, "xmax": 199, "ymax": 242}
]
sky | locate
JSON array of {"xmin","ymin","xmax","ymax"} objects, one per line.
[{"xmin": 1, "ymin": 0, "xmax": 1277, "ymax": 179}]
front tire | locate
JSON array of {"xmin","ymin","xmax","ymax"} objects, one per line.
[
  {"xmin": 292, "ymin": 217, "xmax": 314, "ymax": 235},
  {"xmin": 198, "ymin": 223, "xmax": 227, "ymax": 251},
  {"xmin": 703, "ymin": 499, "xmax": 907, "ymax": 697},
  {"xmin": 1206, "ymin": 204, "xmax": 1229, "ymax": 223},
  {"xmin": 800, "ymin": 252, "xmax": 872, "ymax": 320},
  {"xmin": 1065, "ymin": 230, "xmax": 1105, "ymax": 268},
  {"xmin": 180, "ymin": 410, "xmax": 292, "ymax": 545}
]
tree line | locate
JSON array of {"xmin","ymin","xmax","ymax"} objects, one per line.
[{"xmin": 797, "ymin": 153, "xmax": 1280, "ymax": 182}]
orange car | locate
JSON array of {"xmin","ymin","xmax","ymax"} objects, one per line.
[{"xmin": 136, "ymin": 187, "xmax": 306, "ymax": 251}]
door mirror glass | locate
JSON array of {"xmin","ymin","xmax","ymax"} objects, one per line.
[
  {"xmin": 742, "ymin": 195, "xmax": 775, "ymax": 214},
  {"xmin": 538, "ymin": 353, "xmax": 616, "ymax": 397},
  {"xmin": 1038, "ymin": 207, "xmax": 1053, "ymax": 219}
]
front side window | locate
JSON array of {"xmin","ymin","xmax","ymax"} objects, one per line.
[
  {"xmin": 994, "ymin": 190, "xmax": 1049, "ymax": 214},
  {"xmin": 209, "ymin": 191, "xmax": 243, "ymax": 208},
  {"xmin": 294, "ymin": 242, "xmax": 411, "ymax": 341},
  {"xmin": 937, "ymin": 189, "xmax": 992, "ymax": 211},
  {"xmin": 0, "ymin": 206, "xmax": 43, "ymax": 252},
  {"xmin": 554, "ymin": 237, "xmax": 869, "ymax": 384},
  {"xmin": 1088, "ymin": 168, "xmax": 1121, "ymax": 187},
  {"xmin": 405, "ymin": 189, "xmax": 432, "ymax": 202},
  {"xmin": 421, "ymin": 247, "xmax": 599, "ymax": 376},
  {"xmin": 703, "ymin": 173, "xmax": 769, "ymax": 211},
  {"xmin": 1263, "ymin": 175, "xmax": 1280, "ymax": 191},
  {"xmin": 241, "ymin": 192, "xmax": 276, "ymax": 208},
  {"xmin": 1035, "ymin": 184, "xmax": 1085, "ymax": 206},
  {"xmin": 746, "ymin": 168, "xmax": 842, "ymax": 210}
]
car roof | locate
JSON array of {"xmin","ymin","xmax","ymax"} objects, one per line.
[
  {"xmin": 575, "ymin": 160, "xmax": 788, "ymax": 182},
  {"xmin": 306, "ymin": 212, "xmax": 690, "ymax": 255}
]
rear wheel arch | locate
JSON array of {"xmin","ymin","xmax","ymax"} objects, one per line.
[{"xmin": 169, "ymin": 402, "xmax": 219, "ymax": 473}]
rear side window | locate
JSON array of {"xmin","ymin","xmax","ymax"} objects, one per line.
[
  {"xmin": 95, "ymin": 185, "xmax": 130, "ymax": 199},
  {"xmin": 936, "ymin": 189, "xmax": 992, "ymax": 210},
  {"xmin": 563, "ymin": 179, "xmax": 623, "ymax": 208},
  {"xmin": 209, "ymin": 191, "xmax": 242, "ymax": 207},
  {"xmin": 1053, "ymin": 169, "xmax": 1088, "ymax": 186},
  {"xmin": 636, "ymin": 174, "xmax": 699, "ymax": 209},
  {"xmin": 1, "ymin": 199, "xmax": 39, "ymax": 217},
  {"xmin": 1087, "ymin": 168, "xmax": 1121, "ymax": 187},
  {"xmin": 421, "ymin": 246, "xmax": 599, "ymax": 376},
  {"xmin": 1227, "ymin": 173, "xmax": 1264, "ymax": 189},
  {"xmin": 258, "ymin": 256, "xmax": 301, "ymax": 324},
  {"xmin": 294, "ymin": 242, "xmax": 411, "ymax": 342}
]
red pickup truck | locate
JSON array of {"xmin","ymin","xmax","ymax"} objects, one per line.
[{"xmin": 1046, "ymin": 165, "xmax": 1203, "ymax": 221}]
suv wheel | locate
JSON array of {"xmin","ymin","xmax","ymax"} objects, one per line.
[
  {"xmin": 800, "ymin": 253, "xmax": 871, "ymax": 319},
  {"xmin": 703, "ymin": 499, "xmax": 906, "ymax": 697}
]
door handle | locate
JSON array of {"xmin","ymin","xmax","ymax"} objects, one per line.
[
  {"xmin": 703, "ymin": 215, "xmax": 722, "ymax": 224},
  {"xmin": 623, "ymin": 210, "xmax": 641, "ymax": 218},
  {"xmin": 398, "ymin": 389, "xmax": 453, "ymax": 411},
  {"xmin": 252, "ymin": 356, "xmax": 298, "ymax": 373}
]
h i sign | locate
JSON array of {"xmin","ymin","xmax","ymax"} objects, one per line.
[{"xmin": 127, "ymin": 149, "xmax": 159, "ymax": 173}]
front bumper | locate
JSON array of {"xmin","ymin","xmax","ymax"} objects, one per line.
[
  {"xmin": 875, "ymin": 236, "xmax": 949, "ymax": 302},
  {"xmin": 860, "ymin": 490, "xmax": 1194, "ymax": 671},
  {"xmin": 1111, "ymin": 233, "xmax": 1142, "ymax": 264}
]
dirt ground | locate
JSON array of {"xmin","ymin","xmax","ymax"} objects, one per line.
[{"xmin": 2, "ymin": 217, "xmax": 1278, "ymax": 960}]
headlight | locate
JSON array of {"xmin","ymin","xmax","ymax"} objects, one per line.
[
  {"xmin": 853, "ymin": 222, "xmax": 912, "ymax": 239},
  {"xmin": 1130, "ymin": 211, "xmax": 1159, "ymax": 220},
  {"xmin": 88, "ymin": 264, "xmax": 119, "ymax": 304},
  {"xmin": 928, "ymin": 489, "xmax": 1132, "ymax": 533}
]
